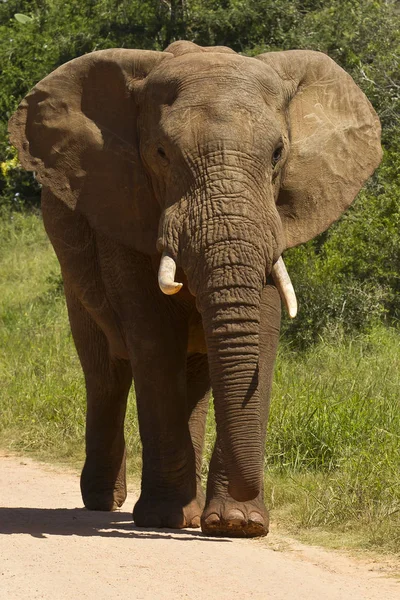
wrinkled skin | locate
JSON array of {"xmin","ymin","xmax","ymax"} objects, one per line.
[{"xmin": 9, "ymin": 41, "xmax": 382, "ymax": 537}]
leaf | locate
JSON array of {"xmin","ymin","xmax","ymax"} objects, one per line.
[{"xmin": 14, "ymin": 14, "xmax": 33, "ymax": 25}]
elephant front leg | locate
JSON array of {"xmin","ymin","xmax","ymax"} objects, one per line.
[
  {"xmin": 202, "ymin": 284, "xmax": 281, "ymax": 537},
  {"xmin": 131, "ymin": 312, "xmax": 204, "ymax": 529},
  {"xmin": 187, "ymin": 353, "xmax": 212, "ymax": 511},
  {"xmin": 66, "ymin": 291, "xmax": 132, "ymax": 511}
]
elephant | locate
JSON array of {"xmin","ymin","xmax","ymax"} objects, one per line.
[{"xmin": 9, "ymin": 40, "xmax": 382, "ymax": 537}]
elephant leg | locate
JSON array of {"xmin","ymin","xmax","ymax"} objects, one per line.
[
  {"xmin": 187, "ymin": 353, "xmax": 211, "ymax": 510},
  {"xmin": 65, "ymin": 290, "xmax": 132, "ymax": 511},
  {"xmin": 131, "ymin": 311, "xmax": 203, "ymax": 529},
  {"xmin": 201, "ymin": 283, "xmax": 281, "ymax": 537}
]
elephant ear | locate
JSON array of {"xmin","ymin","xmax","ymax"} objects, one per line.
[
  {"xmin": 8, "ymin": 49, "xmax": 171, "ymax": 253},
  {"xmin": 256, "ymin": 50, "xmax": 382, "ymax": 249}
]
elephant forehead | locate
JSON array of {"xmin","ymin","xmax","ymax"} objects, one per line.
[
  {"xmin": 157, "ymin": 102, "xmax": 282, "ymax": 156},
  {"xmin": 144, "ymin": 52, "xmax": 282, "ymax": 102},
  {"xmin": 160, "ymin": 97, "xmax": 278, "ymax": 134}
]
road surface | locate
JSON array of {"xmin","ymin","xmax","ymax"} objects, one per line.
[{"xmin": 0, "ymin": 453, "xmax": 399, "ymax": 599}]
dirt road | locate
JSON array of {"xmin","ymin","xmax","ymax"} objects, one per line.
[{"xmin": 1, "ymin": 453, "xmax": 399, "ymax": 600}]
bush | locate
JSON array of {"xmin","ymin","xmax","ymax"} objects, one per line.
[
  {"xmin": 282, "ymin": 146, "xmax": 400, "ymax": 346},
  {"xmin": 0, "ymin": 145, "xmax": 40, "ymax": 210}
]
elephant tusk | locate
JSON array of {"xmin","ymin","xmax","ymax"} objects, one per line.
[
  {"xmin": 158, "ymin": 251, "xmax": 183, "ymax": 295},
  {"xmin": 271, "ymin": 257, "xmax": 298, "ymax": 318}
]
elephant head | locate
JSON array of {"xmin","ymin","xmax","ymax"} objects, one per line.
[{"xmin": 9, "ymin": 41, "xmax": 381, "ymax": 502}]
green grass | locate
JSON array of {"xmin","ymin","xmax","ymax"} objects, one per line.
[
  {"xmin": 267, "ymin": 329, "xmax": 400, "ymax": 552},
  {"xmin": 0, "ymin": 210, "xmax": 85, "ymax": 461},
  {"xmin": 0, "ymin": 211, "xmax": 399, "ymax": 553}
]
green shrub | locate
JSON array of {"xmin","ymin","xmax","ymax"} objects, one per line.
[{"xmin": 0, "ymin": 145, "xmax": 40, "ymax": 209}]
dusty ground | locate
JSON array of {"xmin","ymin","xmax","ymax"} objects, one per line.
[{"xmin": 1, "ymin": 452, "xmax": 399, "ymax": 600}]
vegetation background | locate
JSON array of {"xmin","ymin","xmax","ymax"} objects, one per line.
[{"xmin": 0, "ymin": 0, "xmax": 399, "ymax": 552}]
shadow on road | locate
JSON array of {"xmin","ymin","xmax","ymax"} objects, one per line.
[{"xmin": 0, "ymin": 507, "xmax": 231, "ymax": 542}]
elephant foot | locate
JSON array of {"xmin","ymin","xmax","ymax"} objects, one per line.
[
  {"xmin": 81, "ymin": 481, "xmax": 127, "ymax": 511},
  {"xmin": 83, "ymin": 492, "xmax": 125, "ymax": 511},
  {"xmin": 133, "ymin": 492, "xmax": 203, "ymax": 529},
  {"xmin": 201, "ymin": 497, "xmax": 269, "ymax": 538},
  {"xmin": 80, "ymin": 458, "xmax": 127, "ymax": 511}
]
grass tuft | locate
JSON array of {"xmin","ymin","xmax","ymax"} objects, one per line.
[{"xmin": 266, "ymin": 327, "xmax": 400, "ymax": 552}]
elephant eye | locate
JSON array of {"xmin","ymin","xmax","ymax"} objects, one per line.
[
  {"xmin": 271, "ymin": 145, "xmax": 283, "ymax": 167},
  {"xmin": 157, "ymin": 147, "xmax": 167, "ymax": 159}
]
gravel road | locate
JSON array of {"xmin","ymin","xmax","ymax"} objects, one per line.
[{"xmin": 1, "ymin": 453, "xmax": 399, "ymax": 600}]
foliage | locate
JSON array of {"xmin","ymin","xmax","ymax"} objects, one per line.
[
  {"xmin": 1, "ymin": 145, "xmax": 41, "ymax": 209},
  {"xmin": 0, "ymin": 0, "xmax": 399, "ymax": 343}
]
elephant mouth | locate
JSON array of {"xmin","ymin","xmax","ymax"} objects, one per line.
[{"xmin": 158, "ymin": 250, "xmax": 298, "ymax": 319}]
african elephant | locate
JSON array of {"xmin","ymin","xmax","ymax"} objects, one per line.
[{"xmin": 9, "ymin": 40, "xmax": 381, "ymax": 537}]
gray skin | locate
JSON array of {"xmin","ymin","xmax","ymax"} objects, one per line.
[{"xmin": 9, "ymin": 41, "xmax": 382, "ymax": 537}]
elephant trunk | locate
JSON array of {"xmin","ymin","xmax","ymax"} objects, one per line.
[
  {"xmin": 185, "ymin": 211, "xmax": 271, "ymax": 501},
  {"xmin": 197, "ymin": 278, "xmax": 263, "ymax": 501}
]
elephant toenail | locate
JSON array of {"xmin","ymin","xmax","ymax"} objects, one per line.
[
  {"xmin": 248, "ymin": 512, "xmax": 264, "ymax": 525},
  {"xmin": 204, "ymin": 513, "xmax": 221, "ymax": 526},
  {"xmin": 190, "ymin": 515, "xmax": 201, "ymax": 528},
  {"xmin": 226, "ymin": 509, "xmax": 246, "ymax": 525}
]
